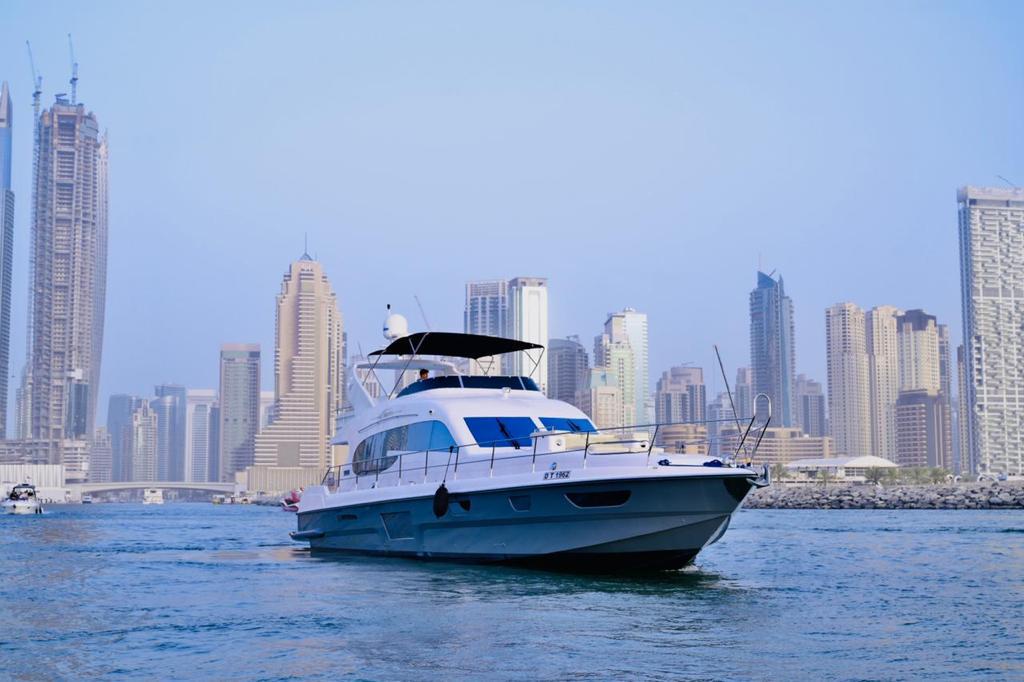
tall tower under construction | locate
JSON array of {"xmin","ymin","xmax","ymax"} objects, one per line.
[
  {"xmin": 0, "ymin": 82, "xmax": 14, "ymax": 438},
  {"xmin": 22, "ymin": 83, "xmax": 108, "ymax": 482}
]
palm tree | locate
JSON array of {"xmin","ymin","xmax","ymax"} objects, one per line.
[
  {"xmin": 865, "ymin": 467, "xmax": 885, "ymax": 486},
  {"xmin": 770, "ymin": 463, "xmax": 788, "ymax": 483}
]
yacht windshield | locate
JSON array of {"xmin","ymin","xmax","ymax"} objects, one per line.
[
  {"xmin": 539, "ymin": 417, "xmax": 596, "ymax": 433},
  {"xmin": 464, "ymin": 417, "xmax": 537, "ymax": 449}
]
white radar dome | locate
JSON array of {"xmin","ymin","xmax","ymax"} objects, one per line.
[{"xmin": 383, "ymin": 313, "xmax": 409, "ymax": 340}]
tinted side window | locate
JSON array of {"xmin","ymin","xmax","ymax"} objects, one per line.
[
  {"xmin": 406, "ymin": 421, "xmax": 433, "ymax": 451},
  {"xmin": 353, "ymin": 420, "xmax": 458, "ymax": 474},
  {"xmin": 464, "ymin": 417, "xmax": 537, "ymax": 448},
  {"xmin": 429, "ymin": 421, "xmax": 458, "ymax": 451},
  {"xmin": 539, "ymin": 417, "xmax": 596, "ymax": 433}
]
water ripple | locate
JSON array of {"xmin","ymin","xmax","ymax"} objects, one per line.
[{"xmin": 1, "ymin": 505, "xmax": 1022, "ymax": 680}]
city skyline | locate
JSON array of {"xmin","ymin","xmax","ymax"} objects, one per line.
[{"xmin": 2, "ymin": 3, "xmax": 1020, "ymax": 425}]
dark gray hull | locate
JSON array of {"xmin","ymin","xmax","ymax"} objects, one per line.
[{"xmin": 295, "ymin": 474, "xmax": 755, "ymax": 571}]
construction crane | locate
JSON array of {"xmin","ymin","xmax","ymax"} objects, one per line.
[
  {"xmin": 997, "ymin": 175, "xmax": 1019, "ymax": 190},
  {"xmin": 25, "ymin": 40, "xmax": 42, "ymax": 123},
  {"xmin": 68, "ymin": 34, "xmax": 79, "ymax": 105}
]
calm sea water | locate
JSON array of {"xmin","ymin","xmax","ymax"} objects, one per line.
[{"xmin": 1, "ymin": 504, "xmax": 1021, "ymax": 681}]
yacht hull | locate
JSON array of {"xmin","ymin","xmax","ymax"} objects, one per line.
[
  {"xmin": 295, "ymin": 474, "xmax": 753, "ymax": 570},
  {"xmin": 2, "ymin": 501, "xmax": 42, "ymax": 515}
]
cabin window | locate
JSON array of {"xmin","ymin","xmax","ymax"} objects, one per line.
[
  {"xmin": 539, "ymin": 417, "xmax": 596, "ymax": 433},
  {"xmin": 464, "ymin": 417, "xmax": 537, "ymax": 449},
  {"xmin": 352, "ymin": 420, "xmax": 458, "ymax": 475}
]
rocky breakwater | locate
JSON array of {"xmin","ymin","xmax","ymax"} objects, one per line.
[{"xmin": 746, "ymin": 481, "xmax": 1024, "ymax": 510}]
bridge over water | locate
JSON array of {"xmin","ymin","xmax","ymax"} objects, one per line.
[{"xmin": 72, "ymin": 481, "xmax": 242, "ymax": 496}]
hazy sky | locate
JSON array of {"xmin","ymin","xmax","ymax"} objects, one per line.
[{"xmin": 2, "ymin": 1, "xmax": 1023, "ymax": 421}]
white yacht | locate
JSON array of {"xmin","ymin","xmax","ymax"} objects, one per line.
[
  {"xmin": 143, "ymin": 488, "xmax": 164, "ymax": 505},
  {"xmin": 293, "ymin": 321, "xmax": 770, "ymax": 571},
  {"xmin": 3, "ymin": 483, "xmax": 43, "ymax": 515}
]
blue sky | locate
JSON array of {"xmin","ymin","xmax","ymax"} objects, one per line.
[{"xmin": 1, "ymin": 1, "xmax": 1022, "ymax": 418}]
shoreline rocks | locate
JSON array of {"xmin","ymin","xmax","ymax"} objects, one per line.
[{"xmin": 746, "ymin": 481, "xmax": 1024, "ymax": 510}]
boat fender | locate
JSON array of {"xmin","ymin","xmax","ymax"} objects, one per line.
[{"xmin": 433, "ymin": 483, "xmax": 450, "ymax": 518}]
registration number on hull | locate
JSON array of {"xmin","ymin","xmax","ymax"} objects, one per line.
[{"xmin": 543, "ymin": 471, "xmax": 570, "ymax": 480}]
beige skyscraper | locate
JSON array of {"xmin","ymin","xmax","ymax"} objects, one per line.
[
  {"xmin": 21, "ymin": 93, "xmax": 108, "ymax": 483},
  {"xmin": 893, "ymin": 309, "xmax": 952, "ymax": 469},
  {"xmin": 896, "ymin": 310, "xmax": 942, "ymax": 393},
  {"xmin": 254, "ymin": 255, "xmax": 344, "ymax": 474},
  {"xmin": 866, "ymin": 305, "xmax": 900, "ymax": 461},
  {"xmin": 825, "ymin": 303, "xmax": 871, "ymax": 457},
  {"xmin": 592, "ymin": 330, "xmax": 637, "ymax": 429}
]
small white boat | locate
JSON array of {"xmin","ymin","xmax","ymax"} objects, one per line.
[
  {"xmin": 3, "ymin": 483, "xmax": 43, "ymax": 515},
  {"xmin": 81, "ymin": 494, "xmax": 94, "ymax": 504},
  {"xmin": 143, "ymin": 488, "xmax": 164, "ymax": 505}
]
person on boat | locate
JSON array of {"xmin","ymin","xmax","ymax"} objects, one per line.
[{"xmin": 418, "ymin": 368, "xmax": 430, "ymax": 381}]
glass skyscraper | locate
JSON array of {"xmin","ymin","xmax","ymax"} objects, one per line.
[{"xmin": 749, "ymin": 271, "xmax": 796, "ymax": 427}]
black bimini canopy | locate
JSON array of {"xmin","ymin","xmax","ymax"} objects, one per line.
[{"xmin": 368, "ymin": 332, "xmax": 544, "ymax": 360}]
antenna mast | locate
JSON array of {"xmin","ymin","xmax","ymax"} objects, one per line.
[
  {"xmin": 414, "ymin": 295, "xmax": 433, "ymax": 331},
  {"xmin": 68, "ymin": 34, "xmax": 79, "ymax": 104}
]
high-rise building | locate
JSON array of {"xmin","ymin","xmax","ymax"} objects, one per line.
[
  {"xmin": 654, "ymin": 366, "xmax": 705, "ymax": 424},
  {"xmin": 21, "ymin": 92, "xmax": 108, "ymax": 481},
  {"xmin": 464, "ymin": 280, "xmax": 508, "ymax": 337},
  {"xmin": 253, "ymin": 256, "xmax": 344, "ymax": 472},
  {"xmin": 794, "ymin": 374, "xmax": 827, "ymax": 438},
  {"xmin": 506, "ymin": 277, "xmax": 548, "ymax": 392},
  {"xmin": 89, "ymin": 427, "xmax": 112, "ymax": 483},
  {"xmin": 894, "ymin": 309, "xmax": 952, "ymax": 469},
  {"xmin": 958, "ymin": 186, "xmax": 1024, "ymax": 475},
  {"xmin": 150, "ymin": 394, "xmax": 175, "ymax": 481},
  {"xmin": 207, "ymin": 405, "xmax": 221, "ymax": 482},
  {"xmin": 152, "ymin": 384, "xmax": 186, "ymax": 481},
  {"xmin": 547, "ymin": 336, "xmax": 589, "ymax": 410},
  {"xmin": 259, "ymin": 390, "xmax": 275, "ymax": 428},
  {"xmin": 0, "ymin": 82, "xmax": 14, "ymax": 438},
  {"xmin": 464, "ymin": 279, "xmax": 509, "ymax": 375},
  {"xmin": 866, "ymin": 305, "xmax": 900, "ymax": 461},
  {"xmin": 598, "ymin": 308, "xmax": 649, "ymax": 425},
  {"xmin": 130, "ymin": 400, "xmax": 158, "ymax": 482},
  {"xmin": 593, "ymin": 328, "xmax": 637, "ymax": 429},
  {"xmin": 583, "ymin": 367, "xmax": 629, "ymax": 430},
  {"xmin": 185, "ymin": 389, "xmax": 217, "ymax": 482},
  {"xmin": 734, "ymin": 367, "xmax": 753, "ymax": 420},
  {"xmin": 106, "ymin": 394, "xmax": 134, "ymax": 481},
  {"xmin": 749, "ymin": 272, "xmax": 796, "ymax": 427},
  {"xmin": 937, "ymin": 324, "xmax": 952, "ymax": 400},
  {"xmin": 825, "ymin": 302, "xmax": 871, "ymax": 457},
  {"xmin": 706, "ymin": 393, "xmax": 733, "ymax": 458},
  {"xmin": 218, "ymin": 344, "xmax": 260, "ymax": 481},
  {"xmin": 896, "ymin": 310, "xmax": 942, "ymax": 393},
  {"xmin": 956, "ymin": 345, "xmax": 971, "ymax": 474},
  {"xmin": 894, "ymin": 389, "xmax": 952, "ymax": 469}
]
